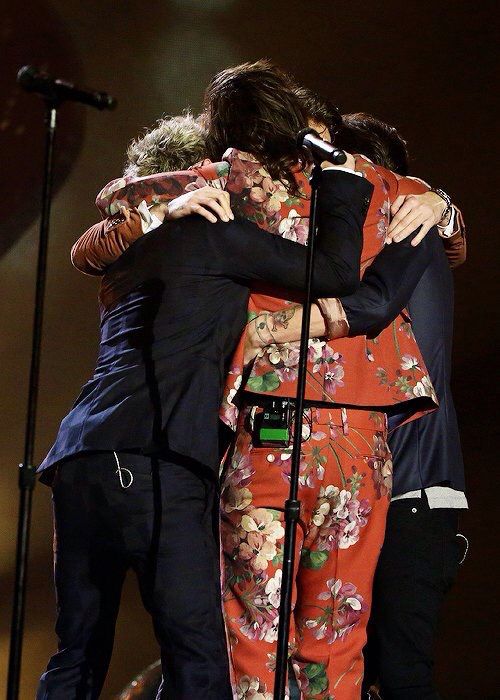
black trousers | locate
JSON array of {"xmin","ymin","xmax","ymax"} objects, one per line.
[
  {"xmin": 37, "ymin": 451, "xmax": 232, "ymax": 700},
  {"xmin": 363, "ymin": 496, "xmax": 463, "ymax": 700}
]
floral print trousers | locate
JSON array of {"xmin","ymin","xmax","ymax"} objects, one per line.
[{"xmin": 221, "ymin": 404, "xmax": 392, "ymax": 700}]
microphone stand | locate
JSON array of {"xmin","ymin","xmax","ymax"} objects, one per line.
[
  {"xmin": 7, "ymin": 98, "xmax": 59, "ymax": 700},
  {"xmin": 273, "ymin": 159, "xmax": 323, "ymax": 700}
]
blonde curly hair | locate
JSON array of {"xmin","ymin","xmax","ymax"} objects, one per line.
[{"xmin": 124, "ymin": 113, "xmax": 206, "ymax": 177}]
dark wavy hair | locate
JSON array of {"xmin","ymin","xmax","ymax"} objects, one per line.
[
  {"xmin": 335, "ymin": 112, "xmax": 410, "ymax": 175},
  {"xmin": 293, "ymin": 87, "xmax": 342, "ymax": 141},
  {"xmin": 202, "ymin": 60, "xmax": 309, "ymax": 194}
]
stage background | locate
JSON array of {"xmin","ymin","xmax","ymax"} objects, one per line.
[{"xmin": 0, "ymin": 1, "xmax": 498, "ymax": 697}]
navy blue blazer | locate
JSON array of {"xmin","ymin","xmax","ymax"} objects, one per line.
[
  {"xmin": 340, "ymin": 230, "xmax": 465, "ymax": 495},
  {"xmin": 38, "ymin": 171, "xmax": 373, "ymax": 479}
]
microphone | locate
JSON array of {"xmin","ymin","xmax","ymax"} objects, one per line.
[
  {"xmin": 17, "ymin": 65, "xmax": 117, "ymax": 111},
  {"xmin": 297, "ymin": 128, "xmax": 347, "ymax": 165}
]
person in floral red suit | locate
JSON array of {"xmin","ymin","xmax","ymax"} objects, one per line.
[
  {"xmin": 70, "ymin": 68, "xmax": 461, "ymax": 699},
  {"xmin": 214, "ymin": 130, "xmax": 438, "ymax": 700},
  {"xmin": 242, "ymin": 110, "xmax": 467, "ymax": 700},
  {"xmin": 38, "ymin": 61, "xmax": 380, "ymax": 700}
]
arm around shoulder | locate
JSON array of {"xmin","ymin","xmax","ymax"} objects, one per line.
[
  {"xmin": 211, "ymin": 171, "xmax": 373, "ymax": 297},
  {"xmin": 71, "ymin": 209, "xmax": 144, "ymax": 275},
  {"xmin": 340, "ymin": 226, "xmax": 437, "ymax": 338}
]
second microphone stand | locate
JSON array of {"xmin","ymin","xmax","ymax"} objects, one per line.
[
  {"xmin": 273, "ymin": 160, "xmax": 323, "ymax": 700},
  {"xmin": 7, "ymin": 98, "xmax": 59, "ymax": 700}
]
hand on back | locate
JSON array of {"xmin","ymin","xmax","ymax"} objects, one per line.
[
  {"xmin": 386, "ymin": 191, "xmax": 448, "ymax": 246},
  {"xmin": 152, "ymin": 186, "xmax": 234, "ymax": 224}
]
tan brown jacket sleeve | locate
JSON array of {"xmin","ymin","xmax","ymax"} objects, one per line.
[
  {"xmin": 70, "ymin": 209, "xmax": 144, "ymax": 276},
  {"xmin": 441, "ymin": 207, "xmax": 467, "ymax": 269}
]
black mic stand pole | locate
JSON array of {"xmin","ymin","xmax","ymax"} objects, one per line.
[
  {"xmin": 273, "ymin": 159, "xmax": 323, "ymax": 700},
  {"xmin": 7, "ymin": 97, "xmax": 59, "ymax": 700}
]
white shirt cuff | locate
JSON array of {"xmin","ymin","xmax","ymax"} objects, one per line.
[
  {"xmin": 137, "ymin": 200, "xmax": 164, "ymax": 234},
  {"xmin": 437, "ymin": 207, "xmax": 456, "ymax": 238}
]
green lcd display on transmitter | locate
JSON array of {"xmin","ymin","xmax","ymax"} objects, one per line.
[{"xmin": 255, "ymin": 399, "xmax": 292, "ymax": 447}]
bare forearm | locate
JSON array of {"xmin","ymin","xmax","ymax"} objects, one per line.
[
  {"xmin": 245, "ymin": 304, "xmax": 329, "ymax": 364},
  {"xmin": 268, "ymin": 305, "xmax": 327, "ymax": 343}
]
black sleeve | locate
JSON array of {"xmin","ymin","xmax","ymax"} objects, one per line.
[
  {"xmin": 340, "ymin": 227, "xmax": 439, "ymax": 338},
  {"xmin": 206, "ymin": 170, "xmax": 373, "ymax": 298}
]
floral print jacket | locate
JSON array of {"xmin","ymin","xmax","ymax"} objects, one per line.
[
  {"xmin": 218, "ymin": 154, "xmax": 439, "ymax": 430},
  {"xmin": 76, "ymin": 149, "xmax": 438, "ymax": 430}
]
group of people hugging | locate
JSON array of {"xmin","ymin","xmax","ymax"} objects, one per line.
[{"xmin": 37, "ymin": 60, "xmax": 467, "ymax": 700}]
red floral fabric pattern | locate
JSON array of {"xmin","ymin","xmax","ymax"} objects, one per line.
[
  {"xmin": 93, "ymin": 150, "xmax": 438, "ymax": 431},
  {"xmin": 96, "ymin": 159, "xmax": 230, "ymax": 217},
  {"xmin": 219, "ymin": 155, "xmax": 437, "ymax": 431}
]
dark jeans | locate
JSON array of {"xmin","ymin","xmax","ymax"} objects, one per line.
[
  {"xmin": 363, "ymin": 496, "xmax": 463, "ymax": 700},
  {"xmin": 37, "ymin": 451, "xmax": 232, "ymax": 700}
]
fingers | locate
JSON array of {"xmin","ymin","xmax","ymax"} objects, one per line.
[
  {"xmin": 392, "ymin": 215, "xmax": 425, "ymax": 243},
  {"xmin": 387, "ymin": 213, "xmax": 422, "ymax": 244},
  {"xmin": 214, "ymin": 189, "xmax": 233, "ymax": 221},
  {"xmin": 200, "ymin": 190, "xmax": 234, "ymax": 221},
  {"xmin": 195, "ymin": 198, "xmax": 228, "ymax": 222},
  {"xmin": 390, "ymin": 194, "xmax": 405, "ymax": 216},
  {"xmin": 411, "ymin": 220, "xmax": 433, "ymax": 246},
  {"xmin": 387, "ymin": 197, "xmax": 419, "ymax": 237},
  {"xmin": 190, "ymin": 203, "xmax": 218, "ymax": 224},
  {"xmin": 196, "ymin": 186, "xmax": 233, "ymax": 219},
  {"xmin": 167, "ymin": 187, "xmax": 234, "ymax": 223},
  {"xmin": 386, "ymin": 192, "xmax": 440, "ymax": 246},
  {"xmin": 388, "ymin": 216, "xmax": 434, "ymax": 246},
  {"xmin": 388, "ymin": 196, "xmax": 436, "ymax": 242},
  {"xmin": 189, "ymin": 187, "xmax": 234, "ymax": 223}
]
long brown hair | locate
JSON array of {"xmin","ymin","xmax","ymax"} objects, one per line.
[
  {"xmin": 293, "ymin": 87, "xmax": 342, "ymax": 141},
  {"xmin": 202, "ymin": 60, "xmax": 308, "ymax": 193},
  {"xmin": 336, "ymin": 113, "xmax": 410, "ymax": 176}
]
